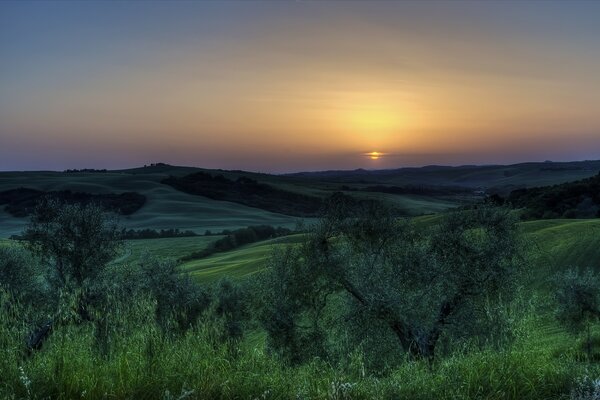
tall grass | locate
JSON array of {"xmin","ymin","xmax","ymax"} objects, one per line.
[{"xmin": 1, "ymin": 291, "xmax": 598, "ymax": 400}]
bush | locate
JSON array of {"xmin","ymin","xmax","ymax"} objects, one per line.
[{"xmin": 0, "ymin": 245, "xmax": 47, "ymax": 305}]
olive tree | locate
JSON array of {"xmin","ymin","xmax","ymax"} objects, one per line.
[
  {"xmin": 0, "ymin": 245, "xmax": 47, "ymax": 305},
  {"xmin": 138, "ymin": 256, "xmax": 211, "ymax": 333},
  {"xmin": 259, "ymin": 203, "xmax": 525, "ymax": 363},
  {"xmin": 23, "ymin": 199, "xmax": 121, "ymax": 291},
  {"xmin": 554, "ymin": 268, "xmax": 600, "ymax": 360},
  {"xmin": 20, "ymin": 200, "xmax": 122, "ymax": 349}
]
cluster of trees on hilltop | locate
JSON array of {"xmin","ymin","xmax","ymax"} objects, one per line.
[
  {"xmin": 506, "ymin": 172, "xmax": 600, "ymax": 219},
  {"xmin": 62, "ymin": 168, "xmax": 108, "ymax": 173},
  {"xmin": 162, "ymin": 172, "xmax": 324, "ymax": 216},
  {"xmin": 0, "ymin": 188, "xmax": 146, "ymax": 217}
]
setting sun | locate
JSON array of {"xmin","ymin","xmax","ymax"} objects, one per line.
[{"xmin": 365, "ymin": 151, "xmax": 383, "ymax": 160}]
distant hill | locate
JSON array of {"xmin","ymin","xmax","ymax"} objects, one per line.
[
  {"xmin": 508, "ymin": 172, "xmax": 600, "ymax": 219},
  {"xmin": 0, "ymin": 168, "xmax": 301, "ymax": 237},
  {"xmin": 287, "ymin": 160, "xmax": 600, "ymax": 194},
  {"xmin": 1, "ymin": 160, "xmax": 599, "ymax": 237}
]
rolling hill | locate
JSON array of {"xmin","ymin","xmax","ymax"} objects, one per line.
[
  {"xmin": 288, "ymin": 160, "xmax": 600, "ymax": 194},
  {"xmin": 0, "ymin": 168, "xmax": 301, "ymax": 237},
  {"xmin": 1, "ymin": 160, "xmax": 599, "ymax": 238},
  {"xmin": 172, "ymin": 218, "xmax": 600, "ymax": 285}
]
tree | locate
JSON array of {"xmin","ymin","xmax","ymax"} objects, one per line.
[
  {"xmin": 20, "ymin": 200, "xmax": 122, "ymax": 349},
  {"xmin": 258, "ymin": 246, "xmax": 332, "ymax": 364},
  {"xmin": 23, "ymin": 199, "xmax": 122, "ymax": 291},
  {"xmin": 213, "ymin": 278, "xmax": 249, "ymax": 342},
  {"xmin": 0, "ymin": 245, "xmax": 46, "ymax": 305},
  {"xmin": 138, "ymin": 256, "xmax": 211, "ymax": 333},
  {"xmin": 259, "ymin": 203, "xmax": 524, "ymax": 364},
  {"xmin": 554, "ymin": 268, "xmax": 600, "ymax": 361}
]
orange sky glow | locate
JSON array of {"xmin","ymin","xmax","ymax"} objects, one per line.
[{"xmin": 1, "ymin": 1, "xmax": 600, "ymax": 172}]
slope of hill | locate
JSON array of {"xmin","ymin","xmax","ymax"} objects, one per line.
[
  {"xmin": 179, "ymin": 218, "xmax": 600, "ymax": 285},
  {"xmin": 163, "ymin": 172, "xmax": 324, "ymax": 216},
  {"xmin": 180, "ymin": 234, "xmax": 304, "ymax": 282},
  {"xmin": 508, "ymin": 173, "xmax": 600, "ymax": 219},
  {"xmin": 520, "ymin": 219, "xmax": 600, "ymax": 277},
  {"xmin": 0, "ymin": 169, "xmax": 301, "ymax": 237}
]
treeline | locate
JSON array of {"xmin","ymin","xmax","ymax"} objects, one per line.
[
  {"xmin": 163, "ymin": 172, "xmax": 323, "ymax": 216},
  {"xmin": 63, "ymin": 168, "xmax": 108, "ymax": 173},
  {"xmin": 119, "ymin": 228, "xmax": 198, "ymax": 240},
  {"xmin": 505, "ymin": 172, "xmax": 600, "ymax": 219},
  {"xmin": 342, "ymin": 184, "xmax": 474, "ymax": 196},
  {"xmin": 180, "ymin": 225, "xmax": 291, "ymax": 261},
  {"xmin": 0, "ymin": 188, "xmax": 146, "ymax": 217}
]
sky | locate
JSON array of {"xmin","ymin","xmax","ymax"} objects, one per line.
[{"xmin": 1, "ymin": 1, "xmax": 600, "ymax": 173}]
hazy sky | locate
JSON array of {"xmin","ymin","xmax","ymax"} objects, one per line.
[{"xmin": 1, "ymin": 1, "xmax": 600, "ymax": 172}]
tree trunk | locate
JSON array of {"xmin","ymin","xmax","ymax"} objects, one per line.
[{"xmin": 27, "ymin": 319, "xmax": 53, "ymax": 353}]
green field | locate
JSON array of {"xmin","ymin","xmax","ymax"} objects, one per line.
[
  {"xmin": 521, "ymin": 219, "xmax": 600, "ymax": 281},
  {"xmin": 113, "ymin": 235, "xmax": 224, "ymax": 266},
  {"xmin": 180, "ymin": 234, "xmax": 305, "ymax": 282},
  {"xmin": 164, "ymin": 218, "xmax": 600, "ymax": 286}
]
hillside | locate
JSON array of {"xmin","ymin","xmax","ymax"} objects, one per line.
[
  {"xmin": 1, "ymin": 160, "xmax": 599, "ymax": 238},
  {"xmin": 173, "ymin": 218, "xmax": 600, "ymax": 285},
  {"xmin": 163, "ymin": 172, "xmax": 324, "ymax": 217},
  {"xmin": 508, "ymin": 172, "xmax": 600, "ymax": 219},
  {"xmin": 288, "ymin": 160, "xmax": 600, "ymax": 194},
  {"xmin": 0, "ymin": 169, "xmax": 300, "ymax": 237}
]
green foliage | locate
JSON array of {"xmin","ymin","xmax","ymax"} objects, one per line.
[
  {"xmin": 554, "ymin": 268, "xmax": 600, "ymax": 331},
  {"xmin": 4, "ymin": 176, "xmax": 600, "ymax": 398},
  {"xmin": 119, "ymin": 228, "xmax": 198, "ymax": 240},
  {"xmin": 213, "ymin": 278, "xmax": 249, "ymax": 341},
  {"xmin": 554, "ymin": 267, "xmax": 600, "ymax": 361},
  {"xmin": 0, "ymin": 293, "xmax": 591, "ymax": 399},
  {"xmin": 163, "ymin": 172, "xmax": 324, "ymax": 217},
  {"xmin": 23, "ymin": 200, "xmax": 122, "ymax": 289},
  {"xmin": 258, "ymin": 246, "xmax": 331, "ymax": 364},
  {"xmin": 0, "ymin": 245, "xmax": 47, "ymax": 305},
  {"xmin": 0, "ymin": 187, "xmax": 145, "ymax": 217},
  {"xmin": 137, "ymin": 256, "xmax": 211, "ymax": 333},
  {"xmin": 508, "ymin": 172, "xmax": 600, "ymax": 219},
  {"xmin": 258, "ymin": 204, "xmax": 526, "ymax": 364}
]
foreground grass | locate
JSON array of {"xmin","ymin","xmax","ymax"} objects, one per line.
[
  {"xmin": 1, "ymin": 287, "xmax": 598, "ymax": 400},
  {"xmin": 0, "ymin": 318, "xmax": 590, "ymax": 399}
]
